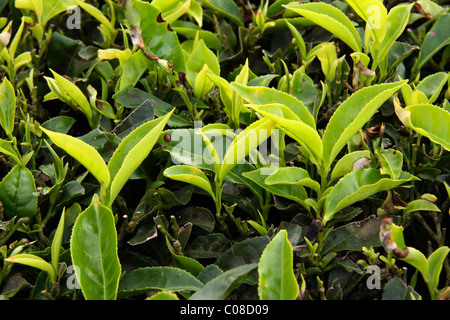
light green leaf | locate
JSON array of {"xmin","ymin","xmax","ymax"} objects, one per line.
[
  {"xmin": 15, "ymin": 0, "xmax": 76, "ymax": 27},
  {"xmin": 5, "ymin": 253, "xmax": 55, "ymax": 283},
  {"xmin": 164, "ymin": 165, "xmax": 214, "ymax": 200},
  {"xmin": 51, "ymin": 208, "xmax": 65, "ymax": 272},
  {"xmin": 258, "ymin": 230, "xmax": 299, "ymax": 300},
  {"xmin": 345, "ymin": 0, "xmax": 387, "ymax": 49},
  {"xmin": 186, "ymin": 39, "xmax": 220, "ymax": 98},
  {"xmin": 427, "ymin": 246, "xmax": 450, "ymax": 292},
  {"xmin": 218, "ymin": 118, "xmax": 276, "ymax": 182},
  {"xmin": 330, "ymin": 150, "xmax": 371, "ymax": 183},
  {"xmin": 316, "ymin": 43, "xmax": 338, "ymax": 82},
  {"xmin": 108, "ymin": 110, "xmax": 173, "ymax": 206},
  {"xmin": 0, "ymin": 77, "xmax": 16, "ymax": 138},
  {"xmin": 400, "ymin": 247, "xmax": 429, "ymax": 281},
  {"xmin": 284, "ymin": 3, "xmax": 362, "ymax": 52},
  {"xmin": 403, "ymin": 199, "xmax": 441, "ymax": 217},
  {"xmin": 71, "ymin": 195, "xmax": 121, "ymax": 300},
  {"xmin": 231, "ymin": 82, "xmax": 315, "ymax": 129},
  {"xmin": 248, "ymin": 103, "xmax": 322, "ymax": 165},
  {"xmin": 41, "ymin": 127, "xmax": 110, "ymax": 189},
  {"xmin": 265, "ymin": 167, "xmax": 321, "ymax": 195},
  {"xmin": 375, "ymin": 3, "xmax": 413, "ymax": 64},
  {"xmin": 416, "ymin": 72, "xmax": 448, "ymax": 104},
  {"xmin": 146, "ymin": 291, "xmax": 179, "ymax": 300},
  {"xmin": 0, "ymin": 138, "xmax": 21, "ymax": 165},
  {"xmin": 49, "ymin": 69, "xmax": 93, "ymax": 127},
  {"xmin": 322, "ymin": 80, "xmax": 407, "ymax": 173},
  {"xmin": 323, "ymin": 168, "xmax": 417, "ymax": 225},
  {"xmin": 0, "ymin": 165, "xmax": 37, "ymax": 219},
  {"xmin": 243, "ymin": 167, "xmax": 310, "ymax": 209},
  {"xmin": 394, "ymin": 101, "xmax": 450, "ymax": 151},
  {"xmin": 376, "ymin": 148, "xmax": 403, "ymax": 180}
]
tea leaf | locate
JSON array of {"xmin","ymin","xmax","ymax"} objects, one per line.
[
  {"xmin": 40, "ymin": 127, "xmax": 111, "ymax": 189},
  {"xmin": 323, "ymin": 168, "xmax": 417, "ymax": 224},
  {"xmin": 231, "ymin": 82, "xmax": 315, "ymax": 129},
  {"xmin": 5, "ymin": 253, "xmax": 55, "ymax": 283},
  {"xmin": 258, "ymin": 230, "xmax": 299, "ymax": 300},
  {"xmin": 322, "ymin": 80, "xmax": 407, "ymax": 173},
  {"xmin": 375, "ymin": 3, "xmax": 413, "ymax": 64},
  {"xmin": 415, "ymin": 13, "xmax": 450, "ymax": 72},
  {"xmin": 190, "ymin": 263, "xmax": 257, "ymax": 300},
  {"xmin": 164, "ymin": 165, "xmax": 215, "ymax": 200},
  {"xmin": 218, "ymin": 118, "xmax": 276, "ymax": 182},
  {"xmin": 394, "ymin": 99, "xmax": 450, "ymax": 151},
  {"xmin": 71, "ymin": 195, "xmax": 121, "ymax": 300},
  {"xmin": 0, "ymin": 77, "xmax": 16, "ymax": 138},
  {"xmin": 427, "ymin": 246, "xmax": 450, "ymax": 293},
  {"xmin": 0, "ymin": 165, "xmax": 37, "ymax": 219},
  {"xmin": 284, "ymin": 3, "xmax": 362, "ymax": 52},
  {"xmin": 108, "ymin": 110, "xmax": 173, "ymax": 206},
  {"xmin": 345, "ymin": 0, "xmax": 387, "ymax": 49},
  {"xmin": 118, "ymin": 266, "xmax": 203, "ymax": 298}
]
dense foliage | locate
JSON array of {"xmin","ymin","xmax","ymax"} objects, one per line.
[{"xmin": 0, "ymin": 0, "xmax": 449, "ymax": 300}]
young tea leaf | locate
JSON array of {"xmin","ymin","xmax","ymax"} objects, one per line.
[
  {"xmin": 71, "ymin": 195, "xmax": 121, "ymax": 300},
  {"xmin": 164, "ymin": 165, "xmax": 215, "ymax": 200},
  {"xmin": 258, "ymin": 230, "xmax": 299, "ymax": 300},
  {"xmin": 284, "ymin": 3, "xmax": 362, "ymax": 52}
]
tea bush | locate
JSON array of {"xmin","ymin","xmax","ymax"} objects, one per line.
[{"xmin": 0, "ymin": 0, "xmax": 449, "ymax": 300}]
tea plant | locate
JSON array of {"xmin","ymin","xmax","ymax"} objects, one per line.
[{"xmin": 0, "ymin": 0, "xmax": 448, "ymax": 301}]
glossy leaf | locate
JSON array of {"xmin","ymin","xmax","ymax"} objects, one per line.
[
  {"xmin": 316, "ymin": 43, "xmax": 338, "ymax": 82},
  {"xmin": 146, "ymin": 291, "xmax": 179, "ymax": 300},
  {"xmin": 243, "ymin": 167, "xmax": 309, "ymax": 209},
  {"xmin": 330, "ymin": 150, "xmax": 371, "ymax": 183},
  {"xmin": 199, "ymin": 0, "xmax": 243, "ymax": 27},
  {"xmin": 190, "ymin": 263, "xmax": 257, "ymax": 300},
  {"xmin": 345, "ymin": 0, "xmax": 387, "ymax": 49},
  {"xmin": 416, "ymin": 72, "xmax": 448, "ymax": 104},
  {"xmin": 258, "ymin": 230, "xmax": 299, "ymax": 300},
  {"xmin": 15, "ymin": 0, "xmax": 76, "ymax": 27},
  {"xmin": 265, "ymin": 167, "xmax": 320, "ymax": 194},
  {"xmin": 5, "ymin": 253, "xmax": 55, "ymax": 283},
  {"xmin": 0, "ymin": 165, "xmax": 37, "ymax": 219},
  {"xmin": 375, "ymin": 4, "xmax": 413, "ymax": 64},
  {"xmin": 70, "ymin": 195, "xmax": 121, "ymax": 300},
  {"xmin": 415, "ymin": 13, "xmax": 450, "ymax": 72},
  {"xmin": 118, "ymin": 266, "xmax": 204, "ymax": 298},
  {"xmin": 322, "ymin": 80, "xmax": 407, "ymax": 173},
  {"xmin": 134, "ymin": 0, "xmax": 186, "ymax": 72},
  {"xmin": 248, "ymin": 103, "xmax": 322, "ymax": 165},
  {"xmin": 231, "ymin": 82, "xmax": 315, "ymax": 129},
  {"xmin": 51, "ymin": 208, "xmax": 65, "ymax": 272},
  {"xmin": 0, "ymin": 77, "xmax": 16, "ymax": 138},
  {"xmin": 107, "ymin": 110, "xmax": 173, "ymax": 206},
  {"xmin": 164, "ymin": 165, "xmax": 214, "ymax": 200},
  {"xmin": 48, "ymin": 69, "xmax": 93, "ymax": 127},
  {"xmin": 284, "ymin": 3, "xmax": 362, "ymax": 52},
  {"xmin": 394, "ymin": 99, "xmax": 450, "ymax": 151},
  {"xmin": 41, "ymin": 127, "xmax": 111, "ymax": 189},
  {"xmin": 186, "ymin": 39, "xmax": 220, "ymax": 98},
  {"xmin": 402, "ymin": 199, "xmax": 441, "ymax": 216},
  {"xmin": 427, "ymin": 246, "xmax": 450, "ymax": 293},
  {"xmin": 323, "ymin": 168, "xmax": 417, "ymax": 225},
  {"xmin": 218, "ymin": 118, "xmax": 276, "ymax": 182},
  {"xmin": 376, "ymin": 148, "xmax": 403, "ymax": 180}
]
